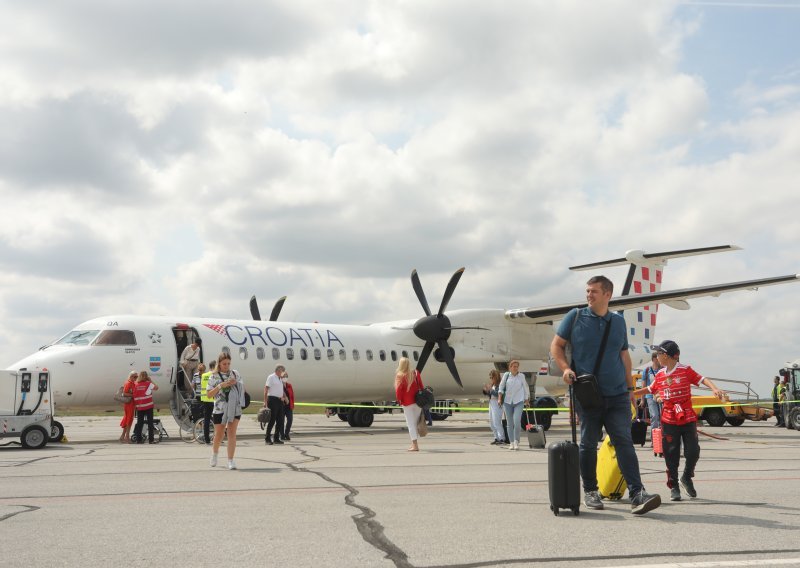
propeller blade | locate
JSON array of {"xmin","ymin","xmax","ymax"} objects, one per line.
[
  {"xmin": 249, "ymin": 295, "xmax": 262, "ymax": 320},
  {"xmin": 438, "ymin": 339, "xmax": 463, "ymax": 388},
  {"xmin": 269, "ymin": 296, "xmax": 287, "ymax": 322},
  {"xmin": 416, "ymin": 341, "xmax": 435, "ymax": 373},
  {"xmin": 411, "ymin": 269, "xmax": 432, "ymax": 316},
  {"xmin": 438, "ymin": 267, "xmax": 465, "ymax": 316}
]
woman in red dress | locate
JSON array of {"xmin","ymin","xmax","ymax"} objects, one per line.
[{"xmin": 119, "ymin": 371, "xmax": 137, "ymax": 443}]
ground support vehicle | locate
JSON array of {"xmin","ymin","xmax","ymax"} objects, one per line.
[
  {"xmin": 693, "ymin": 378, "xmax": 773, "ymax": 427},
  {"xmin": 0, "ymin": 369, "xmax": 56, "ymax": 449},
  {"xmin": 779, "ymin": 363, "xmax": 800, "ymax": 430}
]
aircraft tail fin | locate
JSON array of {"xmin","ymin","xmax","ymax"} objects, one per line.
[{"xmin": 571, "ymin": 245, "xmax": 740, "ymax": 346}]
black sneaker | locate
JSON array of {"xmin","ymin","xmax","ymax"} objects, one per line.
[
  {"xmin": 680, "ymin": 476, "xmax": 697, "ymax": 498},
  {"xmin": 670, "ymin": 486, "xmax": 681, "ymax": 501},
  {"xmin": 274, "ymin": 438, "xmax": 284, "ymax": 445},
  {"xmin": 631, "ymin": 491, "xmax": 661, "ymax": 515},
  {"xmin": 584, "ymin": 491, "xmax": 604, "ymax": 510},
  {"xmin": 284, "ymin": 434, "xmax": 291, "ymax": 441},
  {"xmin": 266, "ymin": 438, "xmax": 273, "ymax": 445}
]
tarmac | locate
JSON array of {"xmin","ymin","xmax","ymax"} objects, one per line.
[{"xmin": 1, "ymin": 412, "xmax": 799, "ymax": 568}]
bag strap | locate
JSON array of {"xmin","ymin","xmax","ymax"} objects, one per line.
[{"xmin": 592, "ymin": 316, "xmax": 613, "ymax": 376}]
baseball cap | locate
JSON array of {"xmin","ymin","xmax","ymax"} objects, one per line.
[{"xmin": 654, "ymin": 340, "xmax": 680, "ymax": 357}]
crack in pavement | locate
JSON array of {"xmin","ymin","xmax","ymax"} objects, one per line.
[
  {"xmin": 287, "ymin": 445, "xmax": 413, "ymax": 568},
  {"xmin": 0, "ymin": 504, "xmax": 39, "ymax": 522}
]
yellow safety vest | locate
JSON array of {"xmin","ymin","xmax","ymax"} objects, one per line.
[{"xmin": 200, "ymin": 371, "xmax": 214, "ymax": 403}]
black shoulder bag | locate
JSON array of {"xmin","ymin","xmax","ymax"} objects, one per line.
[{"xmin": 572, "ymin": 316, "xmax": 612, "ymax": 411}]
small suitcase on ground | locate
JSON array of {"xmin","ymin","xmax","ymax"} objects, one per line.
[
  {"xmin": 548, "ymin": 384, "xmax": 580, "ymax": 516},
  {"xmin": 597, "ymin": 435, "xmax": 626, "ymax": 500},
  {"xmin": 631, "ymin": 419, "xmax": 647, "ymax": 446},
  {"xmin": 652, "ymin": 426, "xmax": 663, "ymax": 457},
  {"xmin": 526, "ymin": 408, "xmax": 546, "ymax": 449}
]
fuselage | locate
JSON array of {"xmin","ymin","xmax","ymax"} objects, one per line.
[{"xmin": 7, "ymin": 311, "xmax": 568, "ymax": 410}]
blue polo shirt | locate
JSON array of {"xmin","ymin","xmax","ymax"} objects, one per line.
[{"xmin": 556, "ymin": 307, "xmax": 629, "ymax": 397}]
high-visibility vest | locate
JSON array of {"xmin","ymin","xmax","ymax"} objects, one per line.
[
  {"xmin": 133, "ymin": 381, "xmax": 154, "ymax": 411},
  {"xmin": 200, "ymin": 371, "xmax": 214, "ymax": 403}
]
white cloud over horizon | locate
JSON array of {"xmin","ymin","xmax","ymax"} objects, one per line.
[{"xmin": 1, "ymin": 0, "xmax": 798, "ymax": 396}]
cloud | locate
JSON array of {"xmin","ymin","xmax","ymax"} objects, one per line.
[{"xmin": 0, "ymin": 1, "xmax": 798, "ymax": 395}]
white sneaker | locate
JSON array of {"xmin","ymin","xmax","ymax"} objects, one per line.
[
  {"xmin": 509, "ymin": 442, "xmax": 516, "ymax": 450},
  {"xmin": 210, "ymin": 454, "xmax": 218, "ymax": 467},
  {"xmin": 227, "ymin": 459, "xmax": 237, "ymax": 470},
  {"xmin": 513, "ymin": 441, "xmax": 519, "ymax": 450}
]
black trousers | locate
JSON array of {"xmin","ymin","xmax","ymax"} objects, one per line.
[
  {"xmin": 133, "ymin": 408, "xmax": 154, "ymax": 443},
  {"xmin": 266, "ymin": 396, "xmax": 285, "ymax": 440},
  {"xmin": 202, "ymin": 402, "xmax": 214, "ymax": 443},
  {"xmin": 284, "ymin": 407, "xmax": 293, "ymax": 437},
  {"xmin": 662, "ymin": 421, "xmax": 700, "ymax": 486}
]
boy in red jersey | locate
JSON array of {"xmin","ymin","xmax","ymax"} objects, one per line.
[{"xmin": 634, "ymin": 340, "xmax": 725, "ymax": 501}]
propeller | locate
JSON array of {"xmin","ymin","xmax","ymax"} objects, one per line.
[
  {"xmin": 250, "ymin": 295, "xmax": 288, "ymax": 322},
  {"xmin": 411, "ymin": 268, "xmax": 466, "ymax": 388}
]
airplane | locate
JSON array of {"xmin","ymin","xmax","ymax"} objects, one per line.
[{"xmin": 5, "ymin": 244, "xmax": 799, "ymax": 440}]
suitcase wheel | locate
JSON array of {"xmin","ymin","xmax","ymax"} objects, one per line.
[
  {"xmin": 572, "ymin": 507, "xmax": 580, "ymax": 516},
  {"xmin": 550, "ymin": 505, "xmax": 559, "ymax": 516}
]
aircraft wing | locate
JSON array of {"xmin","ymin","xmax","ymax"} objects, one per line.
[{"xmin": 505, "ymin": 274, "xmax": 800, "ymax": 324}]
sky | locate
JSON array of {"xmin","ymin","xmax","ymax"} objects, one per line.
[{"xmin": 1, "ymin": 0, "xmax": 799, "ymax": 397}]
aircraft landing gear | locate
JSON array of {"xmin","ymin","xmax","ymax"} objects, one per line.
[{"xmin": 347, "ymin": 408, "xmax": 374, "ymax": 427}]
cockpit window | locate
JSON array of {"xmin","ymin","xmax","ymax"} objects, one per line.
[
  {"xmin": 54, "ymin": 330, "xmax": 101, "ymax": 346},
  {"xmin": 93, "ymin": 330, "xmax": 137, "ymax": 346}
]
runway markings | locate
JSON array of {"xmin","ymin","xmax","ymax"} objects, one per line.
[{"xmin": 624, "ymin": 559, "xmax": 800, "ymax": 567}]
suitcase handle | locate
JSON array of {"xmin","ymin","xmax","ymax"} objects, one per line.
[{"xmin": 568, "ymin": 382, "xmax": 577, "ymax": 444}]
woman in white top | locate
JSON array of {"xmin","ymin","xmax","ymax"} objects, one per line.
[
  {"xmin": 498, "ymin": 360, "xmax": 530, "ymax": 450},
  {"xmin": 206, "ymin": 352, "xmax": 246, "ymax": 470},
  {"xmin": 483, "ymin": 369, "xmax": 504, "ymax": 445}
]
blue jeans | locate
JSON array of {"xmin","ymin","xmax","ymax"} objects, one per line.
[
  {"xmin": 503, "ymin": 401, "xmax": 524, "ymax": 443},
  {"xmin": 646, "ymin": 397, "xmax": 662, "ymax": 430},
  {"xmin": 576, "ymin": 393, "xmax": 644, "ymax": 497}
]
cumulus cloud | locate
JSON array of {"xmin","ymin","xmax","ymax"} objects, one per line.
[{"xmin": 0, "ymin": 0, "xmax": 798, "ymax": 395}]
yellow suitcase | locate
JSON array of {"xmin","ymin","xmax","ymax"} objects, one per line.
[{"xmin": 597, "ymin": 435, "xmax": 626, "ymax": 500}]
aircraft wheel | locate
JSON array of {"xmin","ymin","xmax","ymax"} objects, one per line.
[
  {"xmin": 359, "ymin": 409, "xmax": 374, "ymax": 427},
  {"xmin": 703, "ymin": 408, "xmax": 726, "ymax": 427},
  {"xmin": 347, "ymin": 411, "xmax": 358, "ymax": 427},
  {"xmin": 725, "ymin": 417, "xmax": 745, "ymax": 427},
  {"xmin": 49, "ymin": 420, "xmax": 65, "ymax": 442},
  {"xmin": 337, "ymin": 413, "xmax": 348, "ymax": 422},
  {"xmin": 21, "ymin": 425, "xmax": 48, "ymax": 449},
  {"xmin": 431, "ymin": 413, "xmax": 448, "ymax": 421}
]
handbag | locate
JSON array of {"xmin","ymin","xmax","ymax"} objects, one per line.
[
  {"xmin": 257, "ymin": 406, "xmax": 272, "ymax": 430},
  {"xmin": 113, "ymin": 385, "xmax": 132, "ymax": 404},
  {"xmin": 571, "ymin": 315, "xmax": 612, "ymax": 410},
  {"xmin": 416, "ymin": 409, "xmax": 428, "ymax": 437},
  {"xmin": 413, "ymin": 371, "xmax": 434, "ymax": 410}
]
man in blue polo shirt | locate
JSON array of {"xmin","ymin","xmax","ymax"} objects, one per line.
[{"xmin": 550, "ymin": 275, "xmax": 661, "ymax": 515}]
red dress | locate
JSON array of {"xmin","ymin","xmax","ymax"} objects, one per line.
[{"xmin": 120, "ymin": 378, "xmax": 136, "ymax": 427}]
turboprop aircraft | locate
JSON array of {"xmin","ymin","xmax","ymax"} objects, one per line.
[{"xmin": 6, "ymin": 245, "xmax": 799, "ymax": 438}]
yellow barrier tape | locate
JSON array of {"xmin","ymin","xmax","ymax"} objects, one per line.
[{"xmin": 295, "ymin": 399, "xmax": 798, "ymax": 413}]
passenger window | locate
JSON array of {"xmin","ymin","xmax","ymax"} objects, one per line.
[
  {"xmin": 401, "ymin": 350, "xmax": 408, "ymax": 359},
  {"xmin": 93, "ymin": 330, "xmax": 137, "ymax": 346},
  {"xmin": 327, "ymin": 349, "xmax": 334, "ymax": 361},
  {"xmin": 314, "ymin": 348, "xmax": 321, "ymax": 361},
  {"xmin": 413, "ymin": 350, "xmax": 419, "ymax": 361},
  {"xmin": 286, "ymin": 348, "xmax": 294, "ymax": 360},
  {"xmin": 239, "ymin": 347, "xmax": 248, "ymax": 360},
  {"xmin": 222, "ymin": 346, "xmax": 231, "ymax": 356},
  {"xmin": 352, "ymin": 349, "xmax": 360, "ymax": 361},
  {"xmin": 256, "ymin": 347, "xmax": 265, "ymax": 360},
  {"xmin": 391, "ymin": 350, "xmax": 397, "ymax": 361},
  {"xmin": 272, "ymin": 348, "xmax": 280, "ymax": 360},
  {"xmin": 366, "ymin": 350, "xmax": 373, "ymax": 361},
  {"xmin": 300, "ymin": 348, "xmax": 308, "ymax": 361},
  {"xmin": 379, "ymin": 350, "xmax": 386, "ymax": 361},
  {"xmin": 339, "ymin": 349, "xmax": 346, "ymax": 361}
]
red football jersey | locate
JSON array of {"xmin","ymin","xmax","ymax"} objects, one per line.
[{"xmin": 648, "ymin": 363, "xmax": 704, "ymax": 425}]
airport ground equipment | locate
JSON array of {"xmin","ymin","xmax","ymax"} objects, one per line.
[
  {"xmin": 0, "ymin": 369, "xmax": 54, "ymax": 449},
  {"xmin": 693, "ymin": 378, "xmax": 773, "ymax": 426},
  {"xmin": 778, "ymin": 363, "xmax": 800, "ymax": 430}
]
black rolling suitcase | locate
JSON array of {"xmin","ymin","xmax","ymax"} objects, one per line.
[{"xmin": 548, "ymin": 384, "xmax": 580, "ymax": 516}]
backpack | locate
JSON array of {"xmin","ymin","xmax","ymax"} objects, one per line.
[{"xmin": 113, "ymin": 385, "xmax": 132, "ymax": 404}]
